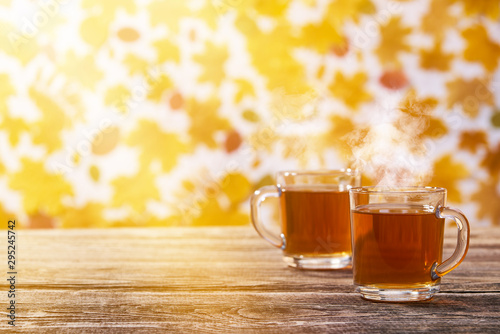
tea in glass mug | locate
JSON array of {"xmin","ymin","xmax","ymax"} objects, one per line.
[
  {"xmin": 349, "ymin": 186, "xmax": 470, "ymax": 302},
  {"xmin": 251, "ymin": 170, "xmax": 360, "ymax": 269}
]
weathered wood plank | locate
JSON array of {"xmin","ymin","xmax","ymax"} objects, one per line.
[
  {"xmin": 0, "ymin": 226, "xmax": 499, "ymax": 332},
  {"xmin": 8, "ymin": 290, "xmax": 500, "ymax": 333}
]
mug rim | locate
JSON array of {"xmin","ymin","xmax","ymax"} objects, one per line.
[
  {"xmin": 349, "ymin": 186, "xmax": 446, "ymax": 194},
  {"xmin": 277, "ymin": 168, "xmax": 359, "ymax": 177}
]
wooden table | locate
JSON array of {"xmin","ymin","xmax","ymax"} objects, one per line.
[{"xmin": 1, "ymin": 226, "xmax": 499, "ymax": 333}]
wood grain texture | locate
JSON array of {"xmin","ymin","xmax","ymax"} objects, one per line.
[{"xmin": 0, "ymin": 226, "xmax": 499, "ymax": 333}]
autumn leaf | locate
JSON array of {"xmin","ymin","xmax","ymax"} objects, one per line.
[
  {"xmin": 331, "ymin": 39, "xmax": 350, "ymax": 57},
  {"xmin": 80, "ymin": 16, "xmax": 110, "ymax": 47},
  {"xmin": 328, "ymin": 72, "xmax": 372, "ymax": 110},
  {"xmin": 192, "ymin": 1, "xmax": 220, "ymax": 30},
  {"xmin": 9, "ymin": 158, "xmax": 73, "ymax": 215},
  {"xmin": 126, "ymin": 120, "xmax": 190, "ymax": 172},
  {"xmin": 59, "ymin": 51, "xmax": 103, "ymax": 89},
  {"xmin": 270, "ymin": 87, "xmax": 317, "ymax": 121},
  {"xmin": 321, "ymin": 115, "xmax": 363, "ymax": 160},
  {"xmin": 0, "ymin": 73, "xmax": 15, "ymax": 108},
  {"xmin": 147, "ymin": 74, "xmax": 174, "ymax": 102},
  {"xmin": 280, "ymin": 135, "xmax": 310, "ymax": 167},
  {"xmin": 92, "ymin": 126, "xmax": 120, "ymax": 155},
  {"xmin": 89, "ymin": 165, "xmax": 100, "ymax": 182},
  {"xmin": 185, "ymin": 97, "xmax": 231, "ymax": 148},
  {"xmin": 29, "ymin": 87, "xmax": 70, "ymax": 153},
  {"xmin": 480, "ymin": 142, "xmax": 500, "ymax": 176},
  {"xmin": 188, "ymin": 197, "xmax": 249, "ymax": 226},
  {"xmin": 420, "ymin": 43, "xmax": 454, "ymax": 71},
  {"xmin": 242, "ymin": 110, "xmax": 260, "ymax": 123},
  {"xmin": 224, "ymin": 130, "xmax": 243, "ymax": 153},
  {"xmin": 399, "ymin": 90, "xmax": 438, "ymax": 116},
  {"xmin": 123, "ymin": 54, "xmax": 150, "ymax": 76},
  {"xmin": 1, "ymin": 73, "xmax": 25, "ymax": 145},
  {"xmin": 397, "ymin": 91, "xmax": 448, "ymax": 144},
  {"xmin": 153, "ymin": 39, "xmax": 180, "ymax": 64},
  {"xmin": 236, "ymin": 0, "xmax": 289, "ymax": 17},
  {"xmin": 61, "ymin": 203, "xmax": 107, "ymax": 228},
  {"xmin": 316, "ymin": 64, "xmax": 326, "ymax": 80},
  {"xmin": 459, "ymin": 130, "xmax": 488, "ymax": 154},
  {"xmin": 420, "ymin": 117, "xmax": 448, "ymax": 139},
  {"xmin": 193, "ymin": 41, "xmax": 229, "ymax": 86},
  {"xmin": 248, "ymin": 126, "xmax": 278, "ymax": 152},
  {"xmin": 446, "ymin": 77, "xmax": 494, "ymax": 117},
  {"xmin": 234, "ymin": 78, "xmax": 256, "ymax": 104},
  {"xmin": 375, "ymin": 17, "xmax": 412, "ymax": 65},
  {"xmin": 379, "ymin": 69, "xmax": 408, "ymax": 90},
  {"xmin": 191, "ymin": 172, "xmax": 251, "ymax": 226},
  {"xmin": 462, "ymin": 25, "xmax": 500, "ymax": 72},
  {"xmin": 471, "ymin": 179, "xmax": 500, "ymax": 225},
  {"xmin": 299, "ymin": 19, "xmax": 343, "ymax": 54},
  {"xmin": 451, "ymin": 0, "xmax": 500, "ymax": 20},
  {"xmin": 29, "ymin": 211, "xmax": 55, "ymax": 229},
  {"xmin": 421, "ymin": 0, "xmax": 457, "ymax": 39},
  {"xmin": 104, "ymin": 85, "xmax": 130, "ymax": 112},
  {"xmin": 299, "ymin": 1, "xmax": 370, "ymax": 56},
  {"xmin": 220, "ymin": 173, "xmax": 252, "ymax": 205},
  {"xmin": 82, "ymin": 0, "xmax": 136, "ymax": 16},
  {"xmin": 300, "ymin": 0, "xmax": 376, "ymax": 57},
  {"xmin": 81, "ymin": 0, "xmax": 136, "ymax": 46},
  {"xmin": 117, "ymin": 27, "xmax": 140, "ymax": 42},
  {"xmin": 173, "ymin": 172, "xmax": 251, "ymax": 226},
  {"xmin": 111, "ymin": 166, "xmax": 160, "ymax": 212},
  {"xmin": 0, "ymin": 114, "xmax": 29, "ymax": 146},
  {"xmin": 428, "ymin": 155, "xmax": 469, "ymax": 203},
  {"xmin": 0, "ymin": 20, "xmax": 39, "ymax": 65},
  {"xmin": 235, "ymin": 14, "xmax": 308, "ymax": 93},
  {"xmin": 169, "ymin": 91, "xmax": 184, "ymax": 110},
  {"xmin": 325, "ymin": 0, "xmax": 376, "ymax": 27},
  {"xmin": 148, "ymin": 0, "xmax": 190, "ymax": 31},
  {"xmin": 492, "ymin": 111, "xmax": 500, "ymax": 128},
  {"xmin": 0, "ymin": 203, "xmax": 16, "ymax": 229}
]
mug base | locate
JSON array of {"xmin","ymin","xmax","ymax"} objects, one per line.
[
  {"xmin": 356, "ymin": 284, "xmax": 440, "ymax": 302},
  {"xmin": 284, "ymin": 255, "xmax": 351, "ymax": 270}
]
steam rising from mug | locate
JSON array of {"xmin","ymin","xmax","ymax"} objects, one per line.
[{"xmin": 347, "ymin": 102, "xmax": 433, "ymax": 187}]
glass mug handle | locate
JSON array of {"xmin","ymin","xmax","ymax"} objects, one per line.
[
  {"xmin": 431, "ymin": 206, "xmax": 470, "ymax": 280},
  {"xmin": 250, "ymin": 186, "xmax": 285, "ymax": 249}
]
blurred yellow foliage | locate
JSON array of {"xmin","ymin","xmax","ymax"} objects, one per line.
[
  {"xmin": 154, "ymin": 39, "xmax": 181, "ymax": 63},
  {"xmin": 462, "ymin": 25, "xmax": 500, "ymax": 72},
  {"xmin": 30, "ymin": 87, "xmax": 70, "ymax": 152},
  {"xmin": 422, "ymin": 0, "xmax": 457, "ymax": 39},
  {"xmin": 472, "ymin": 179, "xmax": 500, "ymax": 224},
  {"xmin": 194, "ymin": 42, "xmax": 229, "ymax": 86},
  {"xmin": 126, "ymin": 120, "xmax": 190, "ymax": 171},
  {"xmin": 446, "ymin": 78, "xmax": 494, "ymax": 117},
  {"xmin": 0, "ymin": 0, "xmax": 499, "ymax": 228},
  {"xmin": 234, "ymin": 79, "xmax": 256, "ymax": 104},
  {"xmin": 428, "ymin": 155, "xmax": 469, "ymax": 203},
  {"xmin": 376, "ymin": 17, "xmax": 412, "ymax": 65},
  {"xmin": 186, "ymin": 98, "xmax": 230, "ymax": 148},
  {"xmin": 452, "ymin": 0, "xmax": 500, "ymax": 20},
  {"xmin": 9, "ymin": 159, "xmax": 73, "ymax": 215},
  {"xmin": 420, "ymin": 44, "xmax": 453, "ymax": 71},
  {"xmin": 328, "ymin": 72, "xmax": 372, "ymax": 109},
  {"xmin": 112, "ymin": 166, "xmax": 160, "ymax": 212},
  {"xmin": 61, "ymin": 203, "xmax": 106, "ymax": 228}
]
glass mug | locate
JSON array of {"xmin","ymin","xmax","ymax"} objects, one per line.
[
  {"xmin": 349, "ymin": 186, "xmax": 470, "ymax": 302},
  {"xmin": 250, "ymin": 170, "xmax": 361, "ymax": 269}
]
